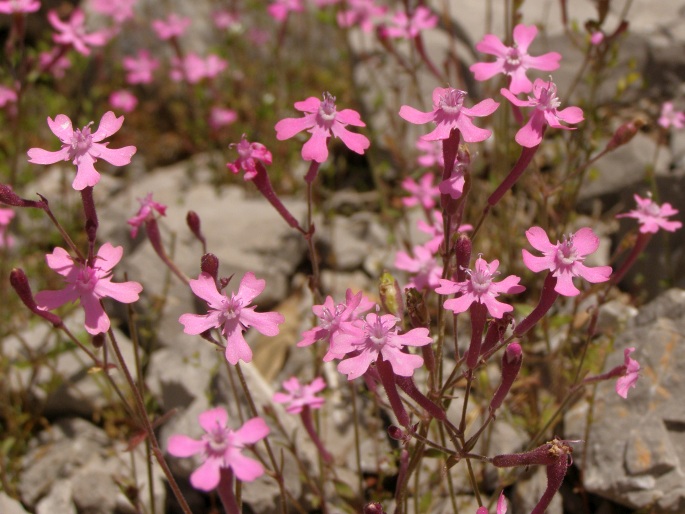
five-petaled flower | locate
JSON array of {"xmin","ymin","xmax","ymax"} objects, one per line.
[
  {"xmin": 522, "ymin": 226, "xmax": 612, "ymax": 296},
  {"xmin": 401, "ymin": 173, "xmax": 440, "ymax": 210},
  {"xmin": 0, "ymin": 0, "xmax": 41, "ymax": 14},
  {"xmin": 274, "ymin": 92, "xmax": 370, "ymax": 163},
  {"xmin": 382, "ymin": 6, "xmax": 437, "ymax": 40},
  {"xmin": 616, "ymin": 194, "xmax": 682, "ymax": 234},
  {"xmin": 332, "ymin": 311, "xmax": 432, "ymax": 380},
  {"xmin": 151, "ymin": 13, "xmax": 191, "ymax": 40},
  {"xmin": 122, "ymin": 50, "xmax": 160, "ymax": 85},
  {"xmin": 470, "ymin": 24, "xmax": 561, "ymax": 95},
  {"xmin": 394, "ymin": 243, "xmax": 442, "ymax": 291},
  {"xmin": 616, "ymin": 347, "xmax": 640, "ymax": 399},
  {"xmin": 167, "ymin": 407, "xmax": 269, "ymax": 491},
  {"xmin": 47, "ymin": 8, "xmax": 108, "ymax": 56},
  {"xmin": 658, "ymin": 101, "xmax": 685, "ymax": 130},
  {"xmin": 27, "ymin": 111, "xmax": 137, "ymax": 191},
  {"xmin": 501, "ymin": 77, "xmax": 584, "ymax": 147},
  {"xmin": 227, "ymin": 135, "xmax": 273, "ymax": 179},
  {"xmin": 179, "ymin": 272, "xmax": 285, "ymax": 365},
  {"xmin": 273, "ymin": 376, "xmax": 326, "ymax": 414},
  {"xmin": 127, "ymin": 193, "xmax": 167, "ymax": 238},
  {"xmin": 436, "ymin": 256, "xmax": 525, "ymax": 318},
  {"xmin": 35, "ymin": 243, "xmax": 143, "ymax": 335},
  {"xmin": 399, "ymin": 87, "xmax": 499, "ymax": 142}
]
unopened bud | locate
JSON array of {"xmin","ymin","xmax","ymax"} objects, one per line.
[
  {"xmin": 606, "ymin": 118, "xmax": 644, "ymax": 151},
  {"xmin": 405, "ymin": 288, "xmax": 429, "ymax": 328},
  {"xmin": 200, "ymin": 253, "xmax": 220, "ymax": 282},
  {"xmin": 0, "ymin": 184, "xmax": 45, "ymax": 209},
  {"xmin": 480, "ymin": 314, "xmax": 513, "ymax": 356},
  {"xmin": 10, "ymin": 268, "xmax": 62, "ymax": 327},
  {"xmin": 489, "ymin": 342, "xmax": 523, "ymax": 413},
  {"xmin": 92, "ymin": 333, "xmax": 106, "ymax": 348},
  {"xmin": 186, "ymin": 210, "xmax": 206, "ymax": 249},
  {"xmin": 379, "ymin": 271, "xmax": 403, "ymax": 318},
  {"xmin": 363, "ymin": 502, "xmax": 387, "ymax": 514}
]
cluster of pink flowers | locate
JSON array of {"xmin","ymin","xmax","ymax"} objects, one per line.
[{"xmin": 170, "ymin": 53, "xmax": 228, "ymax": 84}]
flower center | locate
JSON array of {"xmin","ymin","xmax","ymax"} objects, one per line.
[
  {"xmin": 221, "ymin": 295, "xmax": 243, "ymax": 320},
  {"xmin": 70, "ymin": 124, "xmax": 93, "ymax": 158},
  {"xmin": 318, "ymin": 92, "xmax": 337, "ymax": 122},
  {"xmin": 642, "ymin": 202, "xmax": 661, "ymax": 217},
  {"xmin": 439, "ymin": 89, "xmax": 466, "ymax": 114},
  {"xmin": 75, "ymin": 265, "xmax": 98, "ymax": 293},
  {"xmin": 469, "ymin": 267, "xmax": 493, "ymax": 294},
  {"xmin": 536, "ymin": 82, "xmax": 561, "ymax": 111},
  {"xmin": 364, "ymin": 316, "xmax": 396, "ymax": 348},
  {"xmin": 504, "ymin": 46, "xmax": 521, "ymax": 72},
  {"xmin": 236, "ymin": 138, "xmax": 252, "ymax": 159},
  {"xmin": 556, "ymin": 236, "xmax": 579, "ymax": 266},
  {"xmin": 204, "ymin": 426, "xmax": 233, "ymax": 456}
]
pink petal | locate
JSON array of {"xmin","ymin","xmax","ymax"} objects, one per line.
[
  {"xmin": 234, "ymin": 417, "xmax": 270, "ymax": 445},
  {"xmin": 524, "ymin": 52, "xmax": 561, "ymax": 71},
  {"xmin": 96, "ymin": 242, "xmax": 124, "ymax": 271},
  {"xmin": 189, "ymin": 458, "xmax": 222, "ymax": 491},
  {"xmin": 27, "ymin": 147, "xmax": 69, "ymax": 165},
  {"xmin": 45, "ymin": 247, "xmax": 75, "ymax": 276},
  {"xmin": 35, "ymin": 287, "xmax": 79, "ymax": 310},
  {"xmin": 95, "ymin": 144, "xmax": 137, "ymax": 166},
  {"xmin": 521, "ymin": 250, "xmax": 551, "ymax": 273},
  {"xmin": 274, "ymin": 115, "xmax": 316, "ymax": 140},
  {"xmin": 512, "ymin": 24, "xmax": 537, "ymax": 53},
  {"xmin": 482, "ymin": 296, "xmax": 514, "ymax": 318},
  {"xmin": 556, "ymin": 106, "xmax": 584, "ymax": 125},
  {"xmin": 475, "ymin": 33, "xmax": 508, "ymax": 57},
  {"xmin": 167, "ymin": 434, "xmax": 205, "ymax": 457},
  {"xmin": 570, "ymin": 227, "xmax": 600, "ymax": 256},
  {"xmin": 457, "ymin": 117, "xmax": 492, "ymax": 143},
  {"xmin": 301, "ymin": 129, "xmax": 329, "ymax": 163},
  {"xmin": 382, "ymin": 347, "xmax": 423, "ymax": 377},
  {"xmin": 500, "ymin": 88, "xmax": 530, "ymax": 108},
  {"xmin": 199, "ymin": 406, "xmax": 228, "ymax": 432},
  {"xmin": 237, "ymin": 272, "xmax": 266, "ymax": 304},
  {"xmin": 394, "ymin": 327, "xmax": 432, "ymax": 347},
  {"xmin": 336, "ymin": 108, "xmax": 366, "ymax": 127},
  {"xmin": 461, "ymin": 98, "xmax": 499, "ymax": 117},
  {"xmin": 575, "ymin": 263, "xmax": 612, "ymax": 283},
  {"xmin": 188, "ymin": 273, "xmax": 226, "ymax": 309},
  {"xmin": 81, "ymin": 293, "xmax": 110, "ymax": 334},
  {"xmin": 553, "ymin": 272, "xmax": 580, "ymax": 296},
  {"xmin": 331, "ymin": 124, "xmax": 370, "ymax": 155},
  {"xmin": 470, "ymin": 61, "xmax": 505, "ymax": 82},
  {"xmin": 229, "ymin": 452, "xmax": 265, "ymax": 482},
  {"xmin": 507, "ymin": 66, "xmax": 533, "ymax": 95},
  {"xmin": 224, "ymin": 330, "xmax": 253, "ymax": 364},
  {"xmin": 47, "ymin": 114, "xmax": 74, "ymax": 143},
  {"xmin": 293, "ymin": 96, "xmax": 322, "ymax": 113},
  {"xmin": 443, "ymin": 293, "xmax": 475, "ymax": 314},
  {"xmin": 72, "ymin": 155, "xmax": 102, "ymax": 190},
  {"xmin": 399, "ymin": 105, "xmax": 435, "ymax": 125},
  {"xmin": 94, "ymin": 279, "xmax": 142, "ymax": 303},
  {"xmin": 239, "ymin": 309, "xmax": 284, "ymax": 336},
  {"xmin": 435, "ymin": 279, "xmax": 461, "ymax": 295},
  {"xmin": 515, "ymin": 111, "xmax": 545, "ymax": 147},
  {"xmin": 90, "ymin": 111, "xmax": 124, "ymax": 142},
  {"xmin": 337, "ymin": 348, "xmax": 376, "ymax": 380},
  {"xmin": 179, "ymin": 311, "xmax": 224, "ymax": 334},
  {"xmin": 525, "ymin": 226, "xmax": 553, "ymax": 252}
]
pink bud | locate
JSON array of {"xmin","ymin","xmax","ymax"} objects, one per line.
[
  {"xmin": 10, "ymin": 268, "xmax": 62, "ymax": 327},
  {"xmin": 200, "ymin": 253, "xmax": 220, "ymax": 283},
  {"xmin": 0, "ymin": 184, "xmax": 45, "ymax": 209},
  {"xmin": 489, "ymin": 342, "xmax": 522, "ymax": 413}
]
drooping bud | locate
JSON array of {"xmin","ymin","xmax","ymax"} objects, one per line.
[
  {"xmin": 605, "ymin": 118, "xmax": 644, "ymax": 152},
  {"xmin": 186, "ymin": 210, "xmax": 207, "ymax": 252},
  {"xmin": 363, "ymin": 502, "xmax": 387, "ymax": 514},
  {"xmin": 200, "ymin": 253, "xmax": 220, "ymax": 283},
  {"xmin": 10, "ymin": 268, "xmax": 62, "ymax": 327},
  {"xmin": 379, "ymin": 271, "xmax": 403, "ymax": 318},
  {"xmin": 489, "ymin": 342, "xmax": 522, "ymax": 414},
  {"xmin": 0, "ymin": 184, "xmax": 45, "ymax": 209}
]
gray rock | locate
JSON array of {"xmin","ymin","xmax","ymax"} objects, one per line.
[
  {"xmin": 565, "ymin": 288, "xmax": 685, "ymax": 513},
  {"xmin": 511, "ymin": 465, "xmax": 563, "ymax": 514},
  {"xmin": 0, "ymin": 493, "xmax": 30, "ymax": 514},
  {"xmin": 36, "ymin": 480, "xmax": 76, "ymax": 514}
]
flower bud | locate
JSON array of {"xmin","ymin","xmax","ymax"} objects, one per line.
[
  {"xmin": 200, "ymin": 253, "xmax": 220, "ymax": 283},
  {"xmin": 379, "ymin": 271, "xmax": 403, "ymax": 318},
  {"xmin": 606, "ymin": 118, "xmax": 644, "ymax": 152},
  {"xmin": 10, "ymin": 268, "xmax": 62, "ymax": 327},
  {"xmin": 186, "ymin": 210, "xmax": 206, "ymax": 248},
  {"xmin": 363, "ymin": 502, "xmax": 387, "ymax": 514},
  {"xmin": 0, "ymin": 184, "xmax": 45, "ymax": 209},
  {"xmin": 92, "ymin": 333, "xmax": 106, "ymax": 348},
  {"xmin": 455, "ymin": 234, "xmax": 472, "ymax": 282},
  {"xmin": 489, "ymin": 342, "xmax": 522, "ymax": 414}
]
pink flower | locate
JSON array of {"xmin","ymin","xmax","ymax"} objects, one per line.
[
  {"xmin": 383, "ymin": 6, "xmax": 437, "ymax": 39},
  {"xmin": 333, "ymin": 311, "xmax": 432, "ymax": 380},
  {"xmin": 616, "ymin": 194, "xmax": 682, "ymax": 234},
  {"xmin": 394, "ymin": 243, "xmax": 442, "ymax": 291},
  {"xmin": 127, "ymin": 193, "xmax": 167, "ymax": 237},
  {"xmin": 209, "ymin": 107, "xmax": 238, "ymax": 130},
  {"xmin": 336, "ymin": 0, "xmax": 387, "ymax": 33},
  {"xmin": 0, "ymin": 85, "xmax": 17, "ymax": 108},
  {"xmin": 170, "ymin": 53, "xmax": 227, "ymax": 84},
  {"xmin": 213, "ymin": 10, "xmax": 239, "ymax": 30},
  {"xmin": 436, "ymin": 256, "xmax": 525, "ymax": 318},
  {"xmin": 415, "ymin": 138, "xmax": 444, "ymax": 168},
  {"xmin": 89, "ymin": 0, "xmax": 136, "ymax": 23},
  {"xmin": 522, "ymin": 226, "xmax": 612, "ymax": 296},
  {"xmin": 501, "ymin": 78, "xmax": 584, "ymax": 147},
  {"xmin": 658, "ymin": 101, "xmax": 685, "ymax": 129},
  {"xmin": 108, "ymin": 89, "xmax": 138, "ymax": 113},
  {"xmin": 35, "ymin": 243, "xmax": 143, "ymax": 335},
  {"xmin": 152, "ymin": 13, "xmax": 191, "ymax": 40},
  {"xmin": 122, "ymin": 50, "xmax": 159, "ymax": 85},
  {"xmin": 39, "ymin": 47, "xmax": 71, "ymax": 78},
  {"xmin": 227, "ymin": 135, "xmax": 273, "ymax": 179},
  {"xmin": 275, "ymin": 92, "xmax": 370, "ymax": 163},
  {"xmin": 399, "ymin": 87, "xmax": 499, "ymax": 142},
  {"xmin": 0, "ymin": 207, "xmax": 15, "ymax": 248},
  {"xmin": 27, "ymin": 111, "xmax": 137, "ymax": 191},
  {"xmin": 476, "ymin": 492, "xmax": 508, "ymax": 514},
  {"xmin": 417, "ymin": 210, "xmax": 472, "ymax": 254},
  {"xmin": 297, "ymin": 289, "xmax": 374, "ymax": 359},
  {"xmin": 438, "ymin": 149, "xmax": 469, "ymax": 199},
  {"xmin": 267, "ymin": 0, "xmax": 304, "ymax": 22},
  {"xmin": 167, "ymin": 407, "xmax": 269, "ymax": 491},
  {"xmin": 273, "ymin": 376, "xmax": 326, "ymax": 413},
  {"xmin": 48, "ymin": 9, "xmax": 108, "ymax": 56},
  {"xmin": 0, "ymin": 0, "xmax": 40, "ymax": 14},
  {"xmin": 616, "ymin": 347, "xmax": 640, "ymax": 399},
  {"xmin": 401, "ymin": 173, "xmax": 440, "ymax": 210},
  {"xmin": 179, "ymin": 272, "xmax": 285, "ymax": 365},
  {"xmin": 470, "ymin": 24, "xmax": 561, "ymax": 95},
  {"xmin": 590, "ymin": 31, "xmax": 604, "ymax": 45}
]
